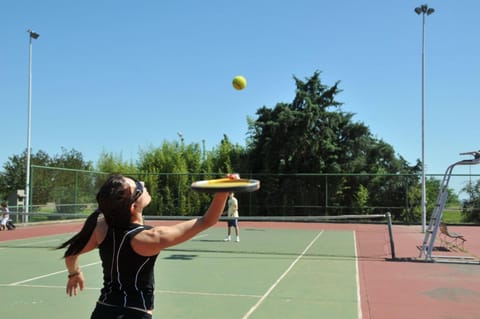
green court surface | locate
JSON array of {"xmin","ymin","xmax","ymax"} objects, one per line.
[{"xmin": 0, "ymin": 227, "xmax": 361, "ymax": 319}]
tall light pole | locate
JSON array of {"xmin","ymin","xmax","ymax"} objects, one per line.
[
  {"xmin": 25, "ymin": 29, "xmax": 39, "ymax": 221},
  {"xmin": 414, "ymin": 5, "xmax": 434, "ymax": 232}
]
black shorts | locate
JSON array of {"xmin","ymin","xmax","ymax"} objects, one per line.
[
  {"xmin": 227, "ymin": 219, "xmax": 238, "ymax": 227},
  {"xmin": 91, "ymin": 303, "xmax": 152, "ymax": 319}
]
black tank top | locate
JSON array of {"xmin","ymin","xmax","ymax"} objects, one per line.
[{"xmin": 98, "ymin": 223, "xmax": 159, "ymax": 310}]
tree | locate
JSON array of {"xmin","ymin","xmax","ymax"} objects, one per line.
[
  {"xmin": 33, "ymin": 148, "xmax": 94, "ymax": 213},
  {"xmin": 0, "ymin": 148, "xmax": 93, "ymax": 213},
  {"xmin": 96, "ymin": 151, "xmax": 138, "ymax": 174},
  {"xmin": 462, "ymin": 179, "xmax": 480, "ymax": 223},
  {"xmin": 353, "ymin": 184, "xmax": 369, "ymax": 214},
  {"xmin": 138, "ymin": 140, "xmax": 203, "ymax": 215},
  {"xmin": 246, "ymin": 71, "xmax": 419, "ymax": 217},
  {"xmin": 208, "ymin": 134, "xmax": 247, "ymax": 174},
  {"xmin": 0, "ymin": 150, "xmax": 50, "ymax": 201}
]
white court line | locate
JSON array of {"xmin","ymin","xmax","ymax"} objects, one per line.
[
  {"xmin": 8, "ymin": 261, "xmax": 101, "ymax": 286},
  {"xmin": 0, "ymin": 237, "xmax": 65, "ymax": 250},
  {"xmin": 155, "ymin": 289, "xmax": 261, "ymax": 298},
  {"xmin": 17, "ymin": 238, "xmax": 62, "ymax": 246},
  {"xmin": 0, "ymin": 283, "xmax": 262, "ymax": 299},
  {"xmin": 354, "ymin": 231, "xmax": 363, "ymax": 319},
  {"xmin": 0, "ymin": 283, "xmax": 95, "ymax": 290},
  {"xmin": 241, "ymin": 231, "xmax": 324, "ymax": 319}
]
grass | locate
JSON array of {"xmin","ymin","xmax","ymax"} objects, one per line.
[{"xmin": 442, "ymin": 208, "xmax": 464, "ymax": 224}]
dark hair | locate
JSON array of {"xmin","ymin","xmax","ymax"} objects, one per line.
[{"xmin": 57, "ymin": 174, "xmax": 135, "ymax": 257}]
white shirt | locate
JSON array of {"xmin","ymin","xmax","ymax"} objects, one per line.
[{"xmin": 227, "ymin": 196, "xmax": 239, "ymax": 218}]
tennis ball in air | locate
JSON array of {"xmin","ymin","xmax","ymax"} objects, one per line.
[{"xmin": 232, "ymin": 75, "xmax": 247, "ymax": 90}]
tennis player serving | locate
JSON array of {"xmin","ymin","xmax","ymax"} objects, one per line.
[{"xmin": 57, "ymin": 173, "xmax": 239, "ymax": 319}]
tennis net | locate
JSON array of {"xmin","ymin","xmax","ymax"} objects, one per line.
[{"xmin": 0, "ymin": 213, "xmax": 395, "ymax": 260}]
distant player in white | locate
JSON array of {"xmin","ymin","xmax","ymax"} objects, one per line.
[
  {"xmin": 224, "ymin": 192, "xmax": 240, "ymax": 242},
  {"xmin": 0, "ymin": 203, "xmax": 9, "ymax": 231}
]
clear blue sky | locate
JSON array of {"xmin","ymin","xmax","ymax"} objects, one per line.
[{"xmin": 2, "ymin": 1, "xmax": 480, "ymax": 195}]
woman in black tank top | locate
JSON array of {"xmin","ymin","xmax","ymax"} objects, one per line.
[{"xmin": 57, "ymin": 173, "xmax": 232, "ymax": 318}]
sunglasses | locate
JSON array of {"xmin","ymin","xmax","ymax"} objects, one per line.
[{"xmin": 131, "ymin": 179, "xmax": 144, "ymax": 202}]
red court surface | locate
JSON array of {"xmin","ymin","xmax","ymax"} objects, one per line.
[
  {"xmin": 1, "ymin": 220, "xmax": 479, "ymax": 319},
  {"xmin": 357, "ymin": 224, "xmax": 480, "ymax": 319}
]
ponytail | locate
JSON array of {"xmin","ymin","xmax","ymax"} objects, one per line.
[
  {"xmin": 57, "ymin": 209, "xmax": 101, "ymax": 257},
  {"xmin": 57, "ymin": 174, "xmax": 134, "ymax": 258}
]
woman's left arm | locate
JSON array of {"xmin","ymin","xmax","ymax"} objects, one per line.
[
  {"xmin": 64, "ymin": 219, "xmax": 106, "ymax": 296},
  {"xmin": 65, "ymin": 254, "xmax": 85, "ymax": 296}
]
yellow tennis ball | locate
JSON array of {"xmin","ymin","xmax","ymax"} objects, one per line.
[{"xmin": 232, "ymin": 75, "xmax": 247, "ymax": 90}]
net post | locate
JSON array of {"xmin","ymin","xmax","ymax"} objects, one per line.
[{"xmin": 386, "ymin": 212, "xmax": 396, "ymax": 260}]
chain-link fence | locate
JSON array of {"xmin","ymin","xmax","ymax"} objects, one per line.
[{"xmin": 8, "ymin": 165, "xmax": 478, "ymax": 224}]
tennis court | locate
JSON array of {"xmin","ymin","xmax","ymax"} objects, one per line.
[{"xmin": 1, "ymin": 220, "xmax": 480, "ymax": 319}]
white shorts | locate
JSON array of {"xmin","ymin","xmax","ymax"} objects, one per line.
[{"xmin": 1, "ymin": 217, "xmax": 8, "ymax": 225}]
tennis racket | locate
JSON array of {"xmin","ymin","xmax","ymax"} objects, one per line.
[{"xmin": 191, "ymin": 178, "xmax": 260, "ymax": 193}]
